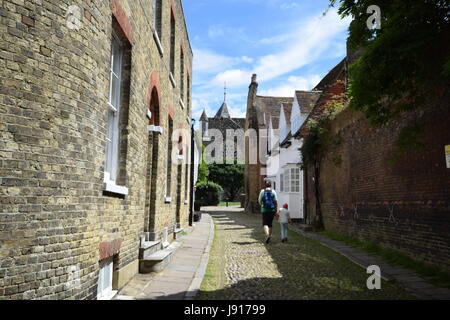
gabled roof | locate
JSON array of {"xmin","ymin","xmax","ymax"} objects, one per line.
[
  {"xmin": 269, "ymin": 116, "xmax": 280, "ymax": 130},
  {"xmin": 214, "ymin": 102, "xmax": 231, "ymax": 119},
  {"xmin": 281, "ymin": 102, "xmax": 293, "ymax": 126},
  {"xmin": 295, "ymin": 90, "xmax": 322, "ymax": 114},
  {"xmin": 208, "ymin": 117, "xmax": 244, "ymax": 131},
  {"xmin": 313, "ymin": 58, "xmax": 346, "ymax": 91},
  {"xmin": 295, "ymin": 58, "xmax": 347, "ymax": 138},
  {"xmin": 254, "ymin": 96, "xmax": 294, "ymax": 128}
]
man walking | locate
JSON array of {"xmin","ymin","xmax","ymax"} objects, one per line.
[{"xmin": 258, "ymin": 181, "xmax": 278, "ymax": 244}]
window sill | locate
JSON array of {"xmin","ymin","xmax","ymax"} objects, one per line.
[
  {"xmin": 148, "ymin": 125, "xmax": 163, "ymax": 134},
  {"xmin": 169, "ymin": 72, "xmax": 176, "ymax": 88},
  {"xmin": 153, "ymin": 31, "xmax": 164, "ymax": 56},
  {"xmin": 97, "ymin": 290, "xmax": 118, "ymax": 301},
  {"xmin": 104, "ymin": 181, "xmax": 129, "ymax": 196},
  {"xmin": 164, "ymin": 197, "xmax": 172, "ymax": 204}
]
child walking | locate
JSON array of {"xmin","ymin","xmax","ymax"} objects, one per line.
[{"xmin": 278, "ymin": 203, "xmax": 292, "ymax": 243}]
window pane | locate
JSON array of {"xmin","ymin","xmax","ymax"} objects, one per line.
[
  {"xmin": 105, "ymin": 32, "xmax": 124, "ymax": 184},
  {"xmin": 110, "ymin": 75, "xmax": 121, "ymax": 108},
  {"xmin": 105, "ymin": 111, "xmax": 115, "ymax": 176},
  {"xmin": 285, "ymin": 170, "xmax": 290, "ymax": 193},
  {"xmin": 112, "ymin": 40, "xmax": 122, "ymax": 76}
]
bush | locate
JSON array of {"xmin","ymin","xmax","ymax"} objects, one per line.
[{"xmin": 195, "ymin": 181, "xmax": 224, "ymax": 206}]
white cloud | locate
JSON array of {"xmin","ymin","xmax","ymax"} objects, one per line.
[
  {"xmin": 193, "ymin": 50, "xmax": 256, "ymax": 76},
  {"xmin": 253, "ymin": 9, "xmax": 350, "ymax": 81},
  {"xmin": 259, "ymin": 34, "xmax": 291, "ymax": 45},
  {"xmin": 280, "ymin": 2, "xmax": 300, "ymax": 10},
  {"xmin": 192, "ymin": 7, "xmax": 350, "ymax": 124},
  {"xmin": 193, "ymin": 48, "xmax": 236, "ymax": 73},
  {"xmin": 228, "ymin": 105, "xmax": 247, "ymax": 118},
  {"xmin": 207, "ymin": 25, "xmax": 248, "ymax": 42},
  {"xmin": 259, "ymin": 75, "xmax": 322, "ymax": 97},
  {"xmin": 211, "ymin": 9, "xmax": 350, "ymax": 87},
  {"xmin": 208, "ymin": 25, "xmax": 225, "ymax": 39},
  {"xmin": 212, "ymin": 69, "xmax": 253, "ymax": 87},
  {"xmin": 241, "ymin": 56, "xmax": 253, "ymax": 63}
]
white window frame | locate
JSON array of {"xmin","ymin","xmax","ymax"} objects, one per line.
[
  {"xmin": 97, "ymin": 257, "xmax": 117, "ymax": 300},
  {"xmin": 281, "ymin": 167, "xmax": 300, "ymax": 194},
  {"xmin": 165, "ymin": 118, "xmax": 174, "ymax": 201},
  {"xmin": 104, "ymin": 32, "xmax": 128, "ymax": 196},
  {"xmin": 280, "ymin": 173, "xmax": 284, "ymax": 192},
  {"xmin": 290, "ymin": 167, "xmax": 300, "ymax": 193},
  {"xmin": 284, "ymin": 169, "xmax": 291, "ymax": 193}
]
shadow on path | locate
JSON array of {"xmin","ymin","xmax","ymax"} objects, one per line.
[{"xmin": 188, "ymin": 209, "xmax": 415, "ymax": 300}]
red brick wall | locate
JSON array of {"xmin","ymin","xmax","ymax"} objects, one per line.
[{"xmin": 306, "ymin": 92, "xmax": 450, "ymax": 271}]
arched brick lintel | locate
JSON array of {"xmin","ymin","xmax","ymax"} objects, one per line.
[
  {"xmin": 148, "ymin": 70, "xmax": 162, "ymax": 125},
  {"xmin": 112, "ymin": 0, "xmax": 134, "ymax": 44}
]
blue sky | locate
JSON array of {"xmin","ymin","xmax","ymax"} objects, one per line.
[{"xmin": 183, "ymin": 0, "xmax": 351, "ymax": 122}]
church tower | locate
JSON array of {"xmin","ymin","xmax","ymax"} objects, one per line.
[
  {"xmin": 214, "ymin": 84, "xmax": 231, "ymax": 119},
  {"xmin": 199, "ymin": 110, "xmax": 209, "ymax": 140}
]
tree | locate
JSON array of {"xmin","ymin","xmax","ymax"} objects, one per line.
[
  {"xmin": 329, "ymin": 0, "xmax": 450, "ymax": 126},
  {"xmin": 197, "ymin": 145, "xmax": 208, "ymax": 184},
  {"xmin": 195, "ymin": 181, "xmax": 224, "ymax": 207},
  {"xmin": 207, "ymin": 162, "xmax": 244, "ymax": 202}
]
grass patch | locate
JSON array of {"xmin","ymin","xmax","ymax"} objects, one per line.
[
  {"xmin": 218, "ymin": 202, "xmax": 241, "ymax": 207},
  {"xmin": 196, "ymin": 223, "xmax": 226, "ymax": 299},
  {"xmin": 319, "ymin": 231, "xmax": 450, "ymax": 289}
]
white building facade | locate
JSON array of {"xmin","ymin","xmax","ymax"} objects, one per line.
[{"xmin": 265, "ymin": 91, "xmax": 321, "ymax": 220}]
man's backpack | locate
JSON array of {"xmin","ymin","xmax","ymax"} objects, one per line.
[{"xmin": 262, "ymin": 190, "xmax": 275, "ymax": 210}]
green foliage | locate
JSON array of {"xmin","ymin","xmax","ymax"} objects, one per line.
[
  {"xmin": 207, "ymin": 162, "xmax": 244, "ymax": 202},
  {"xmin": 329, "ymin": 0, "xmax": 450, "ymax": 126},
  {"xmin": 195, "ymin": 181, "xmax": 224, "ymax": 207},
  {"xmin": 197, "ymin": 145, "xmax": 208, "ymax": 184},
  {"xmin": 301, "ymin": 102, "xmax": 347, "ymax": 167}
]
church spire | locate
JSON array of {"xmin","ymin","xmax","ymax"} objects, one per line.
[
  {"xmin": 224, "ymin": 82, "xmax": 227, "ymax": 103},
  {"xmin": 214, "ymin": 83, "xmax": 231, "ymax": 119},
  {"xmin": 200, "ymin": 109, "xmax": 208, "ymax": 122}
]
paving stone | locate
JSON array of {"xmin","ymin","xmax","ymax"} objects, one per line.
[
  {"xmin": 115, "ymin": 214, "xmax": 213, "ymax": 300},
  {"xmin": 197, "ymin": 209, "xmax": 417, "ymax": 300}
]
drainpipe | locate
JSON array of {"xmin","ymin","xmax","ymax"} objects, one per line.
[{"xmin": 189, "ymin": 119, "xmax": 195, "ymax": 226}]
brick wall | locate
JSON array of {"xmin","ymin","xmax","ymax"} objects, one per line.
[
  {"xmin": 305, "ymin": 90, "xmax": 450, "ymax": 272},
  {"xmin": 0, "ymin": 0, "xmax": 193, "ymax": 300}
]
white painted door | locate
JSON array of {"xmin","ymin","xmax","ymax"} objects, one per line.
[{"xmin": 97, "ymin": 257, "xmax": 116, "ymax": 300}]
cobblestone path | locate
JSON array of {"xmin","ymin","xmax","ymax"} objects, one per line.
[{"xmin": 197, "ymin": 208, "xmax": 415, "ymax": 300}]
